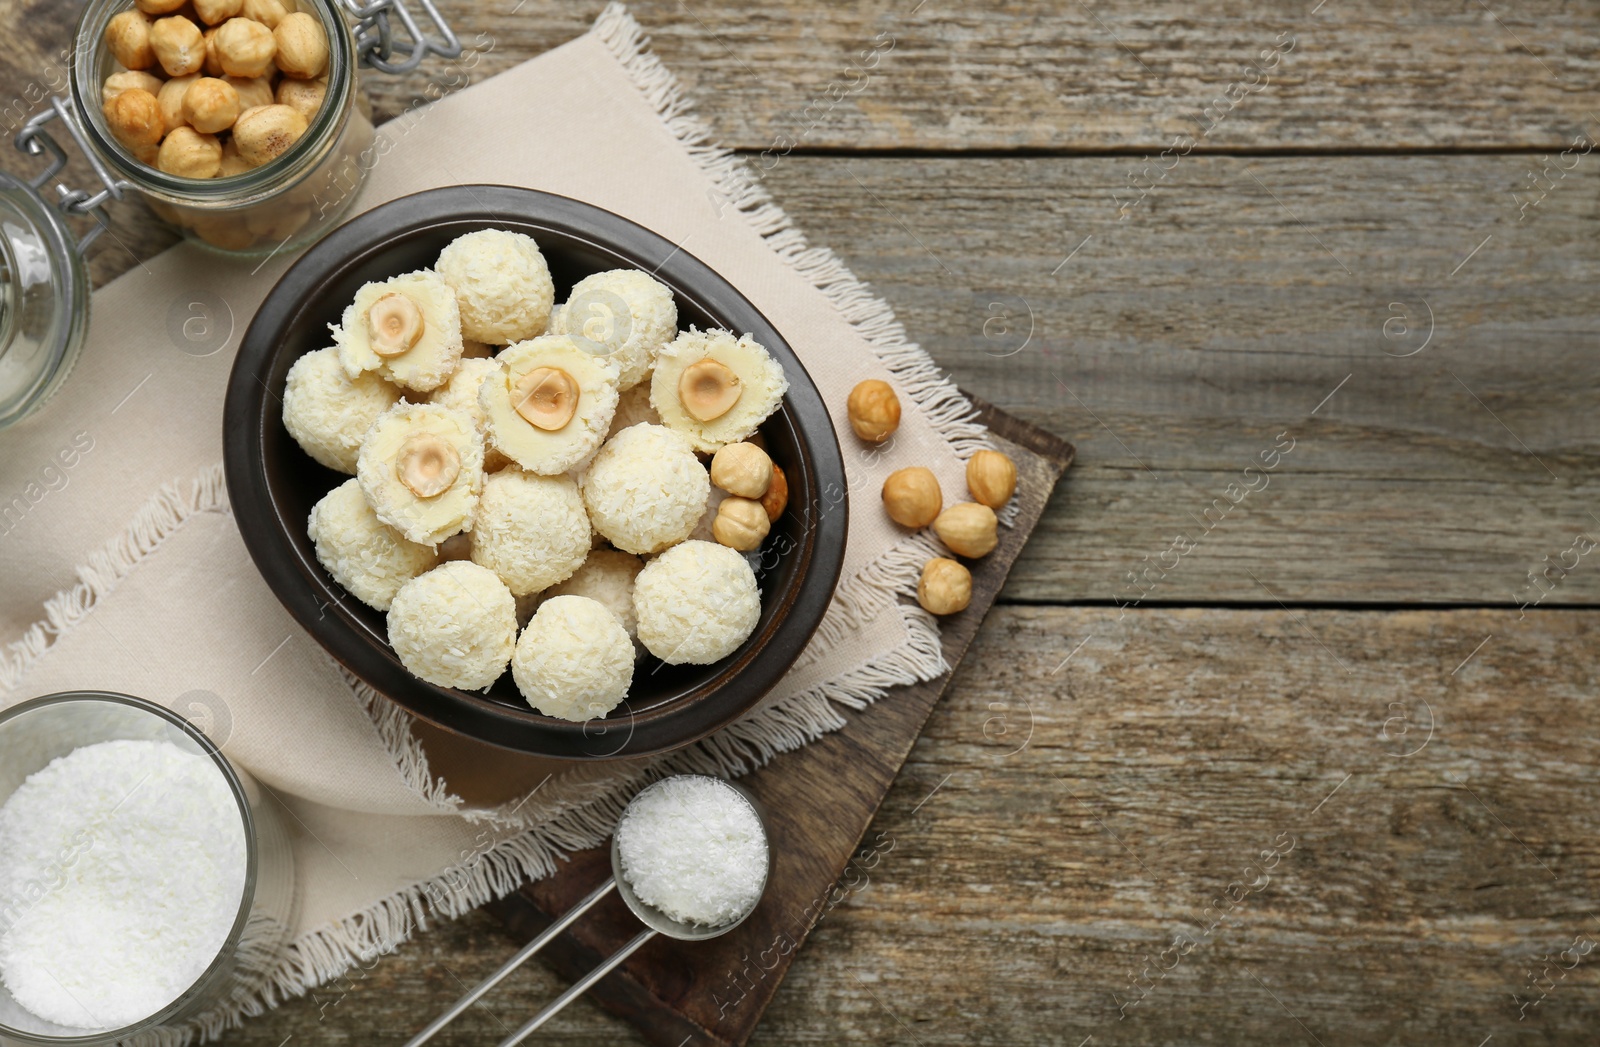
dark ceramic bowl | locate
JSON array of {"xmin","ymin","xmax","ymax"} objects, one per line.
[{"xmin": 223, "ymin": 186, "xmax": 847, "ymax": 760}]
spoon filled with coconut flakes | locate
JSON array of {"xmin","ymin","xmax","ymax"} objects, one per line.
[{"xmin": 405, "ymin": 775, "xmax": 771, "ymax": 1047}]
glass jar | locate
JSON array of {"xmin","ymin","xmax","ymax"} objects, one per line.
[{"xmin": 0, "ymin": 0, "xmax": 457, "ymax": 430}]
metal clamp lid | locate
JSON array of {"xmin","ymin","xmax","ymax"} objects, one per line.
[
  {"xmin": 14, "ymin": 97, "xmax": 123, "ymax": 255},
  {"xmin": 341, "ymin": 0, "xmax": 463, "ymax": 74}
]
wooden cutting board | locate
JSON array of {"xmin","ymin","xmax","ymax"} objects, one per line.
[{"xmin": 486, "ymin": 396, "xmax": 1073, "ymax": 1046}]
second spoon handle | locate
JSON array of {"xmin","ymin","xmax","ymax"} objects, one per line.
[
  {"xmin": 496, "ymin": 928, "xmax": 658, "ymax": 1046},
  {"xmin": 403, "ymin": 876, "xmax": 617, "ymax": 1047}
]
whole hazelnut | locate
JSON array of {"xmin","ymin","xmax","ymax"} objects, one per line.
[
  {"xmin": 150, "ymin": 15, "xmax": 205, "ymax": 77},
  {"xmin": 712, "ymin": 497, "xmax": 772, "ymax": 552},
  {"xmin": 215, "ymin": 17, "xmax": 277, "ymax": 78},
  {"xmin": 193, "ymin": 0, "xmax": 243, "ymax": 25},
  {"xmin": 274, "ymin": 12, "xmax": 328, "ymax": 79},
  {"xmin": 233, "ymin": 103, "xmax": 307, "ymax": 166},
  {"xmin": 761, "ymin": 464, "xmax": 789, "ymax": 522},
  {"xmin": 202, "ymin": 25, "xmax": 225, "ymax": 75},
  {"xmin": 183, "ymin": 77, "xmax": 240, "ymax": 133},
  {"xmin": 218, "ymin": 137, "xmax": 253, "ymax": 176},
  {"xmin": 966, "ymin": 449, "xmax": 1017, "ymax": 510},
  {"xmin": 135, "ymin": 0, "xmax": 188, "ymax": 13},
  {"xmin": 157, "ymin": 126, "xmax": 223, "ymax": 178},
  {"xmin": 106, "ymin": 10, "xmax": 156, "ymax": 70},
  {"xmin": 847, "ymin": 378, "xmax": 900, "ymax": 443},
  {"xmin": 102, "ymin": 70, "xmax": 164, "ymax": 106},
  {"xmin": 933, "ymin": 502, "xmax": 998, "ymax": 559},
  {"xmin": 882, "ymin": 466, "xmax": 942, "ymax": 529},
  {"xmin": 917, "ymin": 557, "xmax": 972, "ymax": 616},
  {"xmin": 157, "ymin": 74, "xmax": 200, "ymax": 134},
  {"xmin": 275, "ymin": 77, "xmax": 326, "ymax": 121},
  {"xmin": 240, "ymin": 0, "xmax": 289, "ymax": 28},
  {"xmin": 710, "ymin": 442, "xmax": 774, "ymax": 499},
  {"xmin": 103, "ymin": 89, "xmax": 165, "ymax": 151},
  {"xmin": 227, "ymin": 74, "xmax": 275, "ymax": 111}
]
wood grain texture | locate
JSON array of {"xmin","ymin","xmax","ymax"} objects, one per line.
[
  {"xmin": 209, "ymin": 605, "xmax": 1600, "ymax": 1046},
  {"xmin": 753, "ymin": 154, "xmax": 1600, "ymax": 605}
]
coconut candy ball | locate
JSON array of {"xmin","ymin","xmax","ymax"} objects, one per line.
[
  {"xmin": 550, "ymin": 269, "xmax": 677, "ymax": 391},
  {"xmin": 512, "ymin": 595, "xmax": 634, "ymax": 721},
  {"xmin": 282, "ymin": 346, "xmax": 400, "ymax": 474},
  {"xmin": 357, "ymin": 401, "xmax": 484, "ymax": 548},
  {"xmin": 387, "ymin": 561, "xmax": 517, "ymax": 690},
  {"xmin": 634, "ymin": 540, "xmax": 761, "ymax": 665},
  {"xmin": 436, "ymin": 228, "xmax": 555, "ymax": 344},
  {"xmin": 333, "ymin": 269, "xmax": 464, "ymax": 393},
  {"xmin": 580, "ymin": 423, "xmax": 710, "ymax": 555},
  {"xmin": 479, "ymin": 335, "xmax": 620, "ymax": 475},
  {"xmin": 650, "ymin": 328, "xmax": 788, "ymax": 453},
  {"xmin": 541, "ymin": 548, "xmax": 645, "ymax": 639},
  {"xmin": 306, "ymin": 478, "xmax": 439, "ymax": 611},
  {"xmin": 469, "ymin": 468, "xmax": 591, "ymax": 597}
]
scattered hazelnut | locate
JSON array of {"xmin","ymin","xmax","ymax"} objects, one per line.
[
  {"xmin": 218, "ymin": 137, "xmax": 252, "ymax": 176},
  {"xmin": 397, "ymin": 433, "xmax": 462, "ymax": 499},
  {"xmin": 183, "ymin": 77, "xmax": 240, "ymax": 134},
  {"xmin": 933, "ymin": 502, "xmax": 998, "ymax": 558},
  {"xmin": 240, "ymin": 0, "xmax": 289, "ymax": 28},
  {"xmin": 847, "ymin": 379, "xmax": 900, "ymax": 443},
  {"xmin": 103, "ymin": 89, "xmax": 165, "ymax": 151},
  {"xmin": 215, "ymin": 17, "xmax": 277, "ymax": 78},
  {"xmin": 678, "ymin": 358, "xmax": 742, "ymax": 422},
  {"xmin": 917, "ymin": 557, "xmax": 971, "ymax": 615},
  {"xmin": 273, "ymin": 12, "xmax": 328, "ymax": 79},
  {"xmin": 513, "ymin": 367, "xmax": 579, "ymax": 431},
  {"xmin": 761, "ymin": 464, "xmax": 789, "ymax": 522},
  {"xmin": 106, "ymin": 10, "xmax": 156, "ymax": 70},
  {"xmin": 881, "ymin": 466, "xmax": 942, "ymax": 529},
  {"xmin": 367, "ymin": 294, "xmax": 423, "ymax": 356},
  {"xmin": 966, "ymin": 449, "xmax": 1017, "ymax": 510},
  {"xmin": 102, "ymin": 70, "xmax": 164, "ymax": 105},
  {"xmin": 275, "ymin": 77, "xmax": 326, "ymax": 121},
  {"xmin": 150, "ymin": 15, "xmax": 205, "ymax": 77},
  {"xmin": 135, "ymin": 0, "xmax": 188, "ymax": 14},
  {"xmin": 193, "ymin": 0, "xmax": 243, "ymax": 25},
  {"xmin": 713, "ymin": 497, "xmax": 771, "ymax": 551},
  {"xmin": 226, "ymin": 74, "xmax": 274, "ymax": 111},
  {"xmin": 232, "ymin": 102, "xmax": 307, "ymax": 165},
  {"xmin": 157, "ymin": 73, "xmax": 199, "ymax": 134},
  {"xmin": 710, "ymin": 442, "xmax": 773, "ymax": 499},
  {"xmin": 157, "ymin": 126, "xmax": 223, "ymax": 178}
]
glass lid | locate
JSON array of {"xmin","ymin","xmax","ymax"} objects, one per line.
[{"xmin": 0, "ymin": 168, "xmax": 89, "ymax": 431}]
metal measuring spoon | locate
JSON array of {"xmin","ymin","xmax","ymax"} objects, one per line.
[{"xmin": 405, "ymin": 775, "xmax": 771, "ymax": 1047}]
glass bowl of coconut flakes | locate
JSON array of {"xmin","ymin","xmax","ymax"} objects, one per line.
[{"xmin": 0, "ymin": 691, "xmax": 297, "ymax": 1046}]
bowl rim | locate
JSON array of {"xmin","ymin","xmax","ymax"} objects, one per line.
[{"xmin": 222, "ymin": 185, "xmax": 848, "ymax": 759}]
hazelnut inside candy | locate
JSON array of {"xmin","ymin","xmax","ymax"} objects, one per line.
[
  {"xmin": 396, "ymin": 434, "xmax": 461, "ymax": 499},
  {"xmin": 679, "ymin": 359, "xmax": 742, "ymax": 422},
  {"xmin": 513, "ymin": 367, "xmax": 579, "ymax": 431},
  {"xmin": 367, "ymin": 294, "xmax": 423, "ymax": 357}
]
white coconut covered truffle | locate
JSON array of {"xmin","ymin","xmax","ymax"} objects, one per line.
[
  {"xmin": 550, "ymin": 269, "xmax": 677, "ymax": 391},
  {"xmin": 580, "ymin": 424, "xmax": 710, "ymax": 555},
  {"xmin": 469, "ymin": 469, "xmax": 591, "ymax": 597},
  {"xmin": 388, "ymin": 561, "xmax": 517, "ymax": 690},
  {"xmin": 541, "ymin": 548, "xmax": 644, "ymax": 638},
  {"xmin": 333, "ymin": 270, "xmax": 464, "ymax": 393},
  {"xmin": 307, "ymin": 478, "xmax": 439, "ymax": 611},
  {"xmin": 650, "ymin": 328, "xmax": 789, "ymax": 453},
  {"xmin": 512, "ymin": 595, "xmax": 634, "ymax": 721},
  {"xmin": 282, "ymin": 347, "xmax": 401, "ymax": 474},
  {"xmin": 634, "ymin": 541, "xmax": 761, "ymax": 665},
  {"xmin": 357, "ymin": 402, "xmax": 484, "ymax": 547},
  {"xmin": 436, "ymin": 229, "xmax": 555, "ymax": 345},
  {"xmin": 480, "ymin": 335, "xmax": 620, "ymax": 475}
]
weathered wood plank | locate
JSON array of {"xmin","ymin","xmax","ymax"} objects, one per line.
[
  {"xmin": 210, "ymin": 606, "xmax": 1600, "ymax": 1045},
  {"xmin": 755, "ymin": 154, "xmax": 1600, "ymax": 605}
]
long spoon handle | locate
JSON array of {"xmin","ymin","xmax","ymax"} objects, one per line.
[
  {"xmin": 403, "ymin": 876, "xmax": 617, "ymax": 1047},
  {"xmin": 495, "ymin": 928, "xmax": 658, "ymax": 1046}
]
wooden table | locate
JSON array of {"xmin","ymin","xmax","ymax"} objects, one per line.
[{"xmin": 10, "ymin": 2, "xmax": 1598, "ymax": 1043}]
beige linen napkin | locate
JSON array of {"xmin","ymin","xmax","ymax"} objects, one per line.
[{"xmin": 0, "ymin": 5, "xmax": 985, "ymax": 1038}]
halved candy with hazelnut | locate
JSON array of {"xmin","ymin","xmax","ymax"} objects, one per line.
[
  {"xmin": 479, "ymin": 335, "xmax": 619, "ymax": 475},
  {"xmin": 333, "ymin": 271, "xmax": 463, "ymax": 392},
  {"xmin": 650, "ymin": 327, "xmax": 788, "ymax": 453},
  {"xmin": 356, "ymin": 402, "xmax": 484, "ymax": 547}
]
